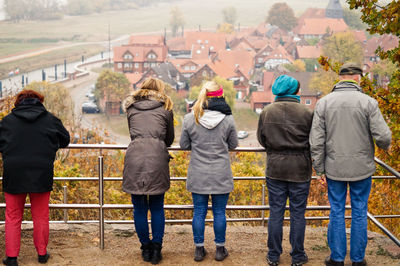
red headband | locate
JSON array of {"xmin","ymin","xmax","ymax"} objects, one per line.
[{"xmin": 206, "ymin": 86, "xmax": 224, "ymax": 97}]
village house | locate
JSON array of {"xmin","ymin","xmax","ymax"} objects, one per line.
[{"xmin": 113, "ymin": 35, "xmax": 168, "ymax": 74}]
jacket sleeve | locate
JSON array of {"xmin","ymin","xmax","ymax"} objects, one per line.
[
  {"xmin": 179, "ymin": 115, "xmax": 191, "ymax": 150},
  {"xmin": 54, "ymin": 116, "xmax": 70, "ymax": 148},
  {"xmin": 164, "ymin": 110, "xmax": 175, "ymax": 147},
  {"xmin": 368, "ymin": 100, "xmax": 392, "ymax": 150},
  {"xmin": 256, "ymin": 112, "xmax": 266, "ymax": 148},
  {"xmin": 226, "ymin": 115, "xmax": 238, "ymax": 150},
  {"xmin": 309, "ymin": 102, "xmax": 326, "ymax": 173}
]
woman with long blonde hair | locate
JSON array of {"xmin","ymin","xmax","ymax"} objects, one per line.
[
  {"xmin": 180, "ymin": 80, "xmax": 238, "ymax": 262},
  {"xmin": 123, "ymin": 78, "xmax": 174, "ymax": 264}
]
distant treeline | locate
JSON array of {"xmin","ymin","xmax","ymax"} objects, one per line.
[{"xmin": 3, "ymin": 0, "xmax": 177, "ymax": 22}]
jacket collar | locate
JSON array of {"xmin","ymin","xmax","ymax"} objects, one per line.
[
  {"xmin": 332, "ymin": 80, "xmax": 363, "ymax": 93},
  {"xmin": 124, "ymin": 89, "xmax": 172, "ymax": 111},
  {"xmin": 275, "ymin": 97, "xmax": 300, "ymax": 103}
]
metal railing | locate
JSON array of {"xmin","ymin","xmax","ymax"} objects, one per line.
[{"xmin": 0, "ymin": 144, "xmax": 399, "ymax": 249}]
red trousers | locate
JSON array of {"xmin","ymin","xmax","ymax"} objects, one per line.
[{"xmin": 5, "ymin": 192, "xmax": 50, "ymax": 257}]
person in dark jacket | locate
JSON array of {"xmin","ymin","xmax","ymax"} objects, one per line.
[
  {"xmin": 122, "ymin": 78, "xmax": 174, "ymax": 265},
  {"xmin": 180, "ymin": 81, "xmax": 238, "ymax": 262},
  {"xmin": 0, "ymin": 90, "xmax": 70, "ymax": 266},
  {"xmin": 257, "ymin": 75, "xmax": 313, "ymax": 266}
]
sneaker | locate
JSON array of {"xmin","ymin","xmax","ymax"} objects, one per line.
[
  {"xmin": 3, "ymin": 257, "xmax": 18, "ymax": 266},
  {"xmin": 352, "ymin": 259, "xmax": 367, "ymax": 266},
  {"xmin": 325, "ymin": 256, "xmax": 344, "ymax": 266},
  {"xmin": 194, "ymin": 246, "xmax": 207, "ymax": 262},
  {"xmin": 215, "ymin": 246, "xmax": 228, "ymax": 261},
  {"xmin": 266, "ymin": 256, "xmax": 279, "ymax": 266},
  {"xmin": 38, "ymin": 253, "xmax": 50, "ymax": 264},
  {"xmin": 292, "ymin": 254, "xmax": 308, "ymax": 266}
]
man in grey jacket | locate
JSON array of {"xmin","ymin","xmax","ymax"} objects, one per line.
[{"xmin": 310, "ymin": 63, "xmax": 392, "ymax": 266}]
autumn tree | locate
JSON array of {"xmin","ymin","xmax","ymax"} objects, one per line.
[
  {"xmin": 222, "ymin": 6, "xmax": 237, "ymax": 25},
  {"xmin": 4, "ymin": 0, "xmax": 62, "ymax": 21},
  {"xmin": 217, "ymin": 23, "xmax": 234, "ymax": 34},
  {"xmin": 322, "ymin": 31, "xmax": 364, "ymax": 65},
  {"xmin": 24, "ymin": 81, "xmax": 74, "ymax": 125},
  {"xmin": 95, "ymin": 69, "xmax": 131, "ymax": 103},
  {"xmin": 342, "ymin": 8, "xmax": 367, "ymax": 30},
  {"xmin": 189, "ymin": 76, "xmax": 236, "ymax": 110},
  {"xmin": 283, "ymin": 59, "xmax": 306, "ymax": 72},
  {"xmin": 266, "ymin": 3, "xmax": 297, "ymax": 32},
  {"xmin": 170, "ymin": 6, "xmax": 185, "ymax": 37}
]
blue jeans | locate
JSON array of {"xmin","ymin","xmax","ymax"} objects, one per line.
[
  {"xmin": 266, "ymin": 177, "xmax": 310, "ymax": 263},
  {"xmin": 131, "ymin": 194, "xmax": 165, "ymax": 245},
  {"xmin": 327, "ymin": 177, "xmax": 371, "ymax": 262},
  {"xmin": 192, "ymin": 193, "xmax": 229, "ymax": 246}
]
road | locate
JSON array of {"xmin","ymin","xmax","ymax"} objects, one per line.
[{"xmin": 63, "ymin": 67, "xmax": 130, "ymax": 145}]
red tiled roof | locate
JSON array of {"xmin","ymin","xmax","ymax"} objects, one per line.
[
  {"xmin": 128, "ymin": 35, "xmax": 165, "ymax": 46},
  {"xmin": 252, "ymin": 90, "xmax": 273, "ymax": 103},
  {"xmin": 191, "ymin": 44, "xmax": 210, "ymax": 60},
  {"xmin": 298, "ymin": 8, "xmax": 326, "ymax": 20},
  {"xmin": 265, "ymin": 45, "xmax": 294, "ymax": 62},
  {"xmin": 262, "ymin": 71, "xmax": 274, "ymax": 90},
  {"xmin": 350, "ymin": 30, "xmax": 367, "ymax": 44},
  {"xmin": 125, "ymin": 73, "xmax": 143, "ymax": 85},
  {"xmin": 114, "ymin": 46, "xmax": 167, "ymax": 62},
  {"xmin": 293, "ymin": 18, "xmax": 348, "ymax": 35},
  {"xmin": 166, "ymin": 36, "xmax": 186, "ymax": 51},
  {"xmin": 184, "ymin": 31, "xmax": 227, "ymax": 52},
  {"xmin": 168, "ymin": 58, "xmax": 204, "ymax": 74},
  {"xmin": 214, "ymin": 49, "xmax": 255, "ymax": 79},
  {"xmin": 364, "ymin": 34, "xmax": 399, "ymax": 57},
  {"xmin": 208, "ymin": 60, "xmax": 235, "ymax": 79},
  {"xmin": 296, "ymin": 45, "xmax": 322, "ymax": 59}
]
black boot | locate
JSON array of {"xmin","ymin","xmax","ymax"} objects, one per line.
[
  {"xmin": 38, "ymin": 252, "xmax": 50, "ymax": 264},
  {"xmin": 140, "ymin": 242, "xmax": 153, "ymax": 262},
  {"xmin": 151, "ymin": 242, "xmax": 162, "ymax": 265},
  {"xmin": 215, "ymin": 246, "xmax": 228, "ymax": 261},
  {"xmin": 352, "ymin": 260, "xmax": 367, "ymax": 266},
  {"xmin": 194, "ymin": 246, "xmax": 207, "ymax": 262},
  {"xmin": 2, "ymin": 257, "xmax": 18, "ymax": 266},
  {"xmin": 325, "ymin": 256, "xmax": 344, "ymax": 266}
]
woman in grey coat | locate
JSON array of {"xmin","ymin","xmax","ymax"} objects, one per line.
[
  {"xmin": 123, "ymin": 78, "xmax": 174, "ymax": 264},
  {"xmin": 180, "ymin": 81, "xmax": 238, "ymax": 262}
]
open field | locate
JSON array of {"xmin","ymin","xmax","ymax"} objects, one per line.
[
  {"xmin": 0, "ymin": 0, "xmax": 346, "ymax": 57},
  {"xmin": 0, "ymin": 44, "xmax": 104, "ymax": 79}
]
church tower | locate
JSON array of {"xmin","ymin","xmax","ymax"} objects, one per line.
[{"xmin": 326, "ymin": 0, "xmax": 343, "ymax": 19}]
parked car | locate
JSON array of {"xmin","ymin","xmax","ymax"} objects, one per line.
[
  {"xmin": 82, "ymin": 102, "xmax": 100, "ymax": 114},
  {"xmin": 237, "ymin": 130, "xmax": 249, "ymax": 139}
]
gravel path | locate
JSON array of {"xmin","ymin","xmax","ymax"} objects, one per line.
[{"xmin": 0, "ymin": 224, "xmax": 398, "ymax": 265}]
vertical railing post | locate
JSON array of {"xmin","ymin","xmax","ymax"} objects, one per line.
[
  {"xmin": 63, "ymin": 186, "xmax": 68, "ymax": 223},
  {"xmin": 98, "ymin": 155, "xmax": 104, "ymax": 250},
  {"xmin": 261, "ymin": 184, "xmax": 266, "ymax": 226}
]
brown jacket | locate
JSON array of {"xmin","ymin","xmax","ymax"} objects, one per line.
[
  {"xmin": 122, "ymin": 90, "xmax": 174, "ymax": 195},
  {"xmin": 257, "ymin": 97, "xmax": 313, "ymax": 182}
]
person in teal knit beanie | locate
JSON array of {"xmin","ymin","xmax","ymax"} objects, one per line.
[
  {"xmin": 257, "ymin": 74, "xmax": 312, "ymax": 266},
  {"xmin": 271, "ymin": 74, "xmax": 300, "ymax": 101}
]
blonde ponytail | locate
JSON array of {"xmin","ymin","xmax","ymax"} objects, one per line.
[{"xmin": 192, "ymin": 81, "xmax": 219, "ymax": 124}]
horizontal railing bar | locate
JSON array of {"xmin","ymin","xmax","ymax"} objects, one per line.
[
  {"xmin": 367, "ymin": 212, "xmax": 400, "ymax": 247},
  {"xmin": 65, "ymin": 144, "xmax": 266, "ymax": 152},
  {"xmin": 1, "ymin": 175, "xmax": 395, "ymax": 182},
  {"xmin": 0, "ymin": 203, "xmax": 347, "ymax": 211},
  {"xmin": 0, "ymin": 216, "xmax": 355, "ymax": 225}
]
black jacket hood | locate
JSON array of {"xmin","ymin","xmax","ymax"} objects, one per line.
[{"xmin": 12, "ymin": 100, "xmax": 47, "ymax": 122}]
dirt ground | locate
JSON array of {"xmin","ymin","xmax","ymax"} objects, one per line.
[{"xmin": 0, "ymin": 224, "xmax": 399, "ymax": 266}]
